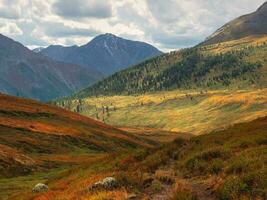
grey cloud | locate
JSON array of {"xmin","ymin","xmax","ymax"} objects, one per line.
[
  {"xmin": 1, "ymin": 0, "xmax": 267, "ymax": 51},
  {"xmin": 52, "ymin": 0, "xmax": 112, "ymax": 19},
  {"xmin": 0, "ymin": 0, "xmax": 25, "ymax": 19},
  {"xmin": 43, "ymin": 22, "xmax": 100, "ymax": 37}
]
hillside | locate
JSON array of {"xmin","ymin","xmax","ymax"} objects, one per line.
[
  {"xmin": 6, "ymin": 116, "xmax": 266, "ymax": 199},
  {"xmin": 75, "ymin": 42, "xmax": 267, "ymax": 98},
  {"xmin": 73, "ymin": 3, "xmax": 267, "ymax": 98},
  {"xmin": 39, "ymin": 33, "xmax": 162, "ymax": 75},
  {"xmin": 202, "ymin": 2, "xmax": 267, "ymax": 46},
  {"xmin": 0, "ymin": 93, "xmax": 159, "ymax": 198},
  {"xmin": 0, "ymin": 34, "xmax": 102, "ymax": 101}
]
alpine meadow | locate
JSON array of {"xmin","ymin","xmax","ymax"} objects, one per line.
[{"xmin": 0, "ymin": 1, "xmax": 266, "ymax": 200}]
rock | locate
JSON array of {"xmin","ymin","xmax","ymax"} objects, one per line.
[
  {"xmin": 102, "ymin": 177, "xmax": 118, "ymax": 189},
  {"xmin": 32, "ymin": 183, "xmax": 48, "ymax": 193},
  {"xmin": 89, "ymin": 177, "xmax": 118, "ymax": 191}
]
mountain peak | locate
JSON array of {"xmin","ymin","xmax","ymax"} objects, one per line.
[{"xmin": 92, "ymin": 33, "xmax": 121, "ymax": 43}]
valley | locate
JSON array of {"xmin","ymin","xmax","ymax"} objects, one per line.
[
  {"xmin": 1, "ymin": 94, "xmax": 266, "ymax": 199},
  {"xmin": 56, "ymin": 89, "xmax": 267, "ymax": 135},
  {"xmin": 0, "ymin": 1, "xmax": 266, "ymax": 200}
]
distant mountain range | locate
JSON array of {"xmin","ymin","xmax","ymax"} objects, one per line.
[
  {"xmin": 0, "ymin": 34, "xmax": 102, "ymax": 101},
  {"xmin": 202, "ymin": 2, "xmax": 267, "ymax": 45},
  {"xmin": 36, "ymin": 33, "xmax": 162, "ymax": 75},
  {"xmin": 74, "ymin": 3, "xmax": 267, "ymax": 98}
]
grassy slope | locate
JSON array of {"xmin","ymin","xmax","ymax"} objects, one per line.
[
  {"xmin": 55, "ymin": 36, "xmax": 267, "ymax": 135},
  {"xmin": 0, "ymin": 94, "xmax": 156, "ymax": 199},
  {"xmin": 73, "ymin": 36, "xmax": 267, "ymax": 98},
  {"xmin": 56, "ymin": 89, "xmax": 267, "ymax": 135},
  {"xmin": 12, "ymin": 116, "xmax": 266, "ymax": 200}
]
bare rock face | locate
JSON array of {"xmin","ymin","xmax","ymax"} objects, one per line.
[{"xmin": 32, "ymin": 183, "xmax": 48, "ymax": 193}]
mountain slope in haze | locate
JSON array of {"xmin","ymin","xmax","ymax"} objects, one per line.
[
  {"xmin": 39, "ymin": 33, "xmax": 163, "ymax": 75},
  {"xmin": 74, "ymin": 3, "xmax": 267, "ymax": 98},
  {"xmin": 0, "ymin": 34, "xmax": 103, "ymax": 101},
  {"xmin": 202, "ymin": 2, "xmax": 267, "ymax": 45}
]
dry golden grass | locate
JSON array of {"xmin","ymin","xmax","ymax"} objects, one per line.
[
  {"xmin": 65, "ymin": 89, "xmax": 267, "ymax": 135},
  {"xmin": 200, "ymin": 35, "xmax": 267, "ymax": 54}
]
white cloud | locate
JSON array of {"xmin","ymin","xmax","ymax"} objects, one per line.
[
  {"xmin": 0, "ymin": 0, "xmax": 266, "ymax": 51},
  {"xmin": 0, "ymin": 22, "xmax": 22, "ymax": 35}
]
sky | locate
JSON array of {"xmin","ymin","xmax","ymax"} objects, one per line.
[{"xmin": 0, "ymin": 0, "xmax": 266, "ymax": 52}]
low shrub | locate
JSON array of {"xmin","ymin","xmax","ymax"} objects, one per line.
[
  {"xmin": 218, "ymin": 176, "xmax": 248, "ymax": 200},
  {"xmin": 185, "ymin": 157, "xmax": 207, "ymax": 174},
  {"xmin": 142, "ymin": 151, "xmax": 169, "ymax": 172},
  {"xmin": 200, "ymin": 148, "xmax": 225, "ymax": 161},
  {"xmin": 226, "ymin": 157, "xmax": 249, "ymax": 174},
  {"xmin": 151, "ymin": 180, "xmax": 163, "ymax": 192},
  {"xmin": 209, "ymin": 159, "xmax": 224, "ymax": 174},
  {"xmin": 170, "ymin": 181, "xmax": 197, "ymax": 200},
  {"xmin": 155, "ymin": 171, "xmax": 175, "ymax": 185}
]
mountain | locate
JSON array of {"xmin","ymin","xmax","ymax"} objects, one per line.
[
  {"xmin": 32, "ymin": 47, "xmax": 44, "ymax": 53},
  {"xmin": 74, "ymin": 4, "xmax": 267, "ymax": 98},
  {"xmin": 38, "ymin": 33, "xmax": 163, "ymax": 75},
  {"xmin": 202, "ymin": 2, "xmax": 267, "ymax": 45},
  {"xmin": 0, "ymin": 34, "xmax": 103, "ymax": 101}
]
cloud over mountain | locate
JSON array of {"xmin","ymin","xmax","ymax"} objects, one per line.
[{"xmin": 0, "ymin": 0, "xmax": 266, "ymax": 51}]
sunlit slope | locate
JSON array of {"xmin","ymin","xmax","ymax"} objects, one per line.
[
  {"xmin": 56, "ymin": 89, "xmax": 267, "ymax": 135},
  {"xmin": 10, "ymin": 116, "xmax": 267, "ymax": 200},
  {"xmin": 0, "ymin": 94, "xmax": 154, "ymax": 177}
]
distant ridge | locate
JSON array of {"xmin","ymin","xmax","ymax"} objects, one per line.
[
  {"xmin": 0, "ymin": 34, "xmax": 102, "ymax": 101},
  {"xmin": 38, "ymin": 33, "xmax": 162, "ymax": 75}
]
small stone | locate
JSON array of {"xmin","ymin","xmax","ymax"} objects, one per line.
[
  {"xmin": 102, "ymin": 177, "xmax": 118, "ymax": 189},
  {"xmin": 89, "ymin": 177, "xmax": 118, "ymax": 191},
  {"xmin": 32, "ymin": 183, "xmax": 48, "ymax": 193}
]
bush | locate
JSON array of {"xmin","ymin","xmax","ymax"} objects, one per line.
[
  {"xmin": 185, "ymin": 157, "xmax": 207, "ymax": 173},
  {"xmin": 155, "ymin": 171, "xmax": 175, "ymax": 185},
  {"xmin": 209, "ymin": 159, "xmax": 224, "ymax": 174},
  {"xmin": 151, "ymin": 180, "xmax": 163, "ymax": 192},
  {"xmin": 171, "ymin": 182, "xmax": 197, "ymax": 200},
  {"xmin": 226, "ymin": 157, "xmax": 249, "ymax": 174},
  {"xmin": 115, "ymin": 171, "xmax": 142, "ymax": 189},
  {"xmin": 218, "ymin": 176, "xmax": 248, "ymax": 200},
  {"xmin": 242, "ymin": 170, "xmax": 267, "ymax": 198},
  {"xmin": 200, "ymin": 149, "xmax": 225, "ymax": 161},
  {"xmin": 143, "ymin": 151, "xmax": 169, "ymax": 172}
]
